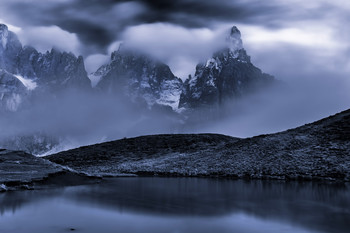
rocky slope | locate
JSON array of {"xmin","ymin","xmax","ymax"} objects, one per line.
[
  {"xmin": 47, "ymin": 109, "xmax": 350, "ymax": 181},
  {"xmin": 47, "ymin": 134, "xmax": 237, "ymax": 176},
  {"xmin": 179, "ymin": 26, "xmax": 274, "ymax": 109}
]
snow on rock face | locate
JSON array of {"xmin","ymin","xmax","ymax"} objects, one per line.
[
  {"xmin": 14, "ymin": 74, "xmax": 37, "ymax": 91},
  {"xmin": 157, "ymin": 79, "xmax": 183, "ymax": 110},
  {"xmin": 0, "ymin": 24, "xmax": 8, "ymax": 49}
]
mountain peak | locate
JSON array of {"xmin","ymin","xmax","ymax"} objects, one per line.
[
  {"xmin": 229, "ymin": 26, "xmax": 240, "ymax": 36},
  {"xmin": 0, "ymin": 24, "xmax": 8, "ymax": 32},
  {"xmin": 0, "ymin": 24, "xmax": 9, "ymax": 49},
  {"xmin": 226, "ymin": 26, "xmax": 243, "ymax": 55}
]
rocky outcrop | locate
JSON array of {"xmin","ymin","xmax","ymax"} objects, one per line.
[
  {"xmin": 0, "ymin": 149, "xmax": 64, "ymax": 191},
  {"xmin": 0, "ymin": 149, "xmax": 97, "ymax": 192},
  {"xmin": 179, "ymin": 26, "xmax": 274, "ymax": 109}
]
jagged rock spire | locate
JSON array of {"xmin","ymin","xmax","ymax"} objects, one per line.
[{"xmin": 226, "ymin": 26, "xmax": 243, "ymax": 57}]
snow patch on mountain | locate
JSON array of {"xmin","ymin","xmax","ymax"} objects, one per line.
[
  {"xmin": 157, "ymin": 79, "xmax": 182, "ymax": 110},
  {"xmin": 13, "ymin": 74, "xmax": 37, "ymax": 90}
]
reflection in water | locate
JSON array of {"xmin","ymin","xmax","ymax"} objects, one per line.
[{"xmin": 0, "ymin": 178, "xmax": 349, "ymax": 233}]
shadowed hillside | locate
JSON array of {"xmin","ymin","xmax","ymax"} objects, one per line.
[{"xmin": 47, "ymin": 110, "xmax": 350, "ymax": 181}]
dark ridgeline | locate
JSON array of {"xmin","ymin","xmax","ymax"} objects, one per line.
[{"xmin": 47, "ymin": 109, "xmax": 350, "ymax": 181}]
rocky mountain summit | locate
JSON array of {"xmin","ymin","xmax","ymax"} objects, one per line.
[
  {"xmin": 93, "ymin": 46, "xmax": 183, "ymax": 110},
  {"xmin": 179, "ymin": 26, "xmax": 274, "ymax": 109}
]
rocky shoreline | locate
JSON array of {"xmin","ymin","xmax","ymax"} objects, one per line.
[{"xmin": 0, "ymin": 149, "xmax": 98, "ymax": 192}]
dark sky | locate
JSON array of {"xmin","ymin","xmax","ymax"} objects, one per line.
[
  {"xmin": 0, "ymin": 0, "xmax": 283, "ymax": 52},
  {"xmin": 0, "ymin": 0, "xmax": 349, "ymax": 136}
]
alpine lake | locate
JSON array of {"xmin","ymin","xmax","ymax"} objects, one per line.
[{"xmin": 0, "ymin": 177, "xmax": 349, "ymax": 233}]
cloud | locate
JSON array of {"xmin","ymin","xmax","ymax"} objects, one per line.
[
  {"xmin": 1, "ymin": 0, "xmax": 349, "ymax": 61},
  {"xmin": 17, "ymin": 25, "xmax": 81, "ymax": 55},
  {"xmin": 0, "ymin": 19, "xmax": 22, "ymax": 33},
  {"xmin": 121, "ymin": 23, "xmax": 229, "ymax": 79},
  {"xmin": 0, "ymin": 0, "xmax": 284, "ymax": 56},
  {"xmin": 240, "ymin": 25, "xmax": 340, "ymax": 49},
  {"xmin": 85, "ymin": 54, "xmax": 109, "ymax": 74},
  {"xmin": 0, "ymin": 1, "xmax": 148, "ymax": 55}
]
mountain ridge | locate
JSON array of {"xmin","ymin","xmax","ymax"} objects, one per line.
[
  {"xmin": 0, "ymin": 23, "xmax": 276, "ymax": 155},
  {"xmin": 1, "ymin": 23, "xmax": 275, "ymax": 112}
]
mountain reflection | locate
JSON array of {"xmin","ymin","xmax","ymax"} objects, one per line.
[{"xmin": 1, "ymin": 178, "xmax": 349, "ymax": 233}]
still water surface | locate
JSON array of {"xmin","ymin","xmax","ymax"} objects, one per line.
[{"xmin": 0, "ymin": 178, "xmax": 349, "ymax": 233}]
